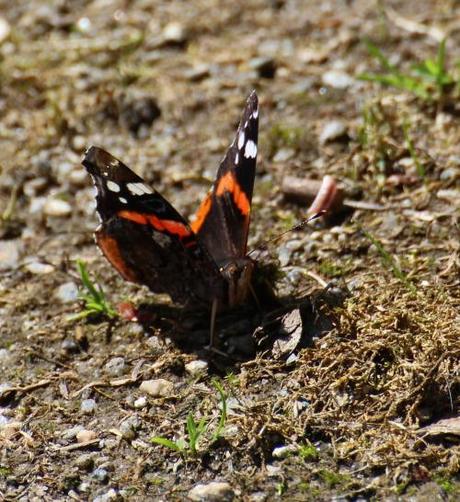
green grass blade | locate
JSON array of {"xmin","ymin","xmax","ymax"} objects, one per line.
[
  {"xmin": 150, "ymin": 436, "xmax": 183, "ymax": 452},
  {"xmin": 364, "ymin": 41, "xmax": 394, "ymax": 71},
  {"xmin": 212, "ymin": 379, "xmax": 227, "ymax": 440},
  {"xmin": 362, "ymin": 229, "xmax": 416, "ymax": 293},
  {"xmin": 403, "ymin": 122, "xmax": 425, "ymax": 178}
]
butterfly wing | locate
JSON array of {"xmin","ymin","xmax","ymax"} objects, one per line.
[
  {"xmin": 190, "ymin": 91, "xmax": 259, "ymax": 265},
  {"xmin": 83, "ymin": 146, "xmax": 226, "ymax": 305}
]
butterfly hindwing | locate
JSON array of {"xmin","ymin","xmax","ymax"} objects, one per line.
[
  {"xmin": 83, "ymin": 146, "xmax": 226, "ymax": 305},
  {"xmin": 190, "ymin": 91, "xmax": 259, "ymax": 265}
]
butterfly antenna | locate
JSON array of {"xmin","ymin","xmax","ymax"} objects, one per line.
[{"xmin": 247, "ymin": 210, "xmax": 326, "ymax": 259}]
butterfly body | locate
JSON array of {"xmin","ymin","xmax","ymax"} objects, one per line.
[{"xmin": 83, "ymin": 91, "xmax": 259, "ymax": 311}]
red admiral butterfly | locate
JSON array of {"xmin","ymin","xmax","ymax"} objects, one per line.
[{"xmin": 83, "ymin": 91, "xmax": 259, "ymax": 320}]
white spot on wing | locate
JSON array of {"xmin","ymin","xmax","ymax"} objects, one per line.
[
  {"xmin": 238, "ymin": 131, "xmax": 245, "ymax": 150},
  {"xmin": 244, "ymin": 140, "xmax": 257, "ymax": 158},
  {"xmin": 107, "ymin": 180, "xmax": 121, "ymax": 193},
  {"xmin": 109, "ymin": 159, "xmax": 119, "ymax": 167},
  {"xmin": 127, "ymin": 182, "xmax": 153, "ymax": 196},
  {"xmin": 252, "ymin": 107, "xmax": 259, "ymax": 119},
  {"xmin": 235, "ymin": 152, "xmax": 239, "ymax": 164},
  {"xmin": 119, "ymin": 196, "xmax": 128, "ymax": 204}
]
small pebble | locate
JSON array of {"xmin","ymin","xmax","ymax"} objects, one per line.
[
  {"xmin": 277, "ymin": 246, "xmax": 292, "ymax": 267},
  {"xmin": 61, "ymin": 339, "xmax": 80, "ymax": 354},
  {"xmin": 93, "ymin": 488, "xmax": 119, "ymax": 502},
  {"xmin": 440, "ymin": 167, "xmax": 458, "ymax": 181},
  {"xmin": 272, "ymin": 444, "xmax": 298, "ymax": 459},
  {"xmin": 75, "ymin": 453, "xmax": 95, "ymax": 470},
  {"xmin": 249, "ymin": 56, "xmax": 277, "ymax": 79},
  {"xmin": 273, "ymin": 148, "xmax": 295, "ymax": 163},
  {"xmin": 322, "ymin": 70, "xmax": 354, "ymax": 89},
  {"xmin": 104, "ymin": 357, "xmax": 126, "ymax": 377},
  {"xmin": 162, "ymin": 22, "xmax": 187, "ymax": 45},
  {"xmin": 188, "ymin": 481, "xmax": 235, "ymax": 502},
  {"xmin": 0, "ymin": 414, "xmax": 9, "ymax": 426},
  {"xmin": 120, "ymin": 415, "xmax": 141, "ymax": 440},
  {"xmin": 134, "ymin": 396, "xmax": 147, "ymax": 409},
  {"xmin": 29, "ymin": 196, "xmax": 47, "ymax": 215},
  {"xmin": 139, "ymin": 379, "xmax": 174, "ymax": 397},
  {"xmin": 185, "ymin": 64, "xmax": 210, "ymax": 82},
  {"xmin": 61, "ymin": 425, "xmax": 85, "ymax": 440},
  {"xmin": 0, "ymin": 17, "xmax": 11, "ymax": 43},
  {"xmin": 80, "ymin": 398, "xmax": 97, "ymax": 414},
  {"xmin": 54, "ymin": 281, "xmax": 79, "ymax": 303},
  {"xmin": 44, "ymin": 197, "xmax": 72, "ymax": 217},
  {"xmin": 0, "ymin": 240, "xmax": 22, "ymax": 271},
  {"xmin": 248, "ymin": 492, "xmax": 268, "ymax": 502},
  {"xmin": 69, "ymin": 168, "xmax": 88, "ymax": 186},
  {"xmin": 319, "ymin": 120, "xmax": 348, "ymax": 144},
  {"xmin": 24, "ymin": 261, "xmax": 55, "ymax": 275},
  {"xmin": 71, "ymin": 135, "xmax": 86, "ymax": 152},
  {"xmin": 0, "ymin": 348, "xmax": 12, "ymax": 365},
  {"xmin": 23, "ymin": 177, "xmax": 48, "ymax": 197},
  {"xmin": 76, "ymin": 429, "xmax": 97, "ymax": 443},
  {"xmin": 93, "ymin": 467, "xmax": 109, "ymax": 482},
  {"xmin": 185, "ymin": 360, "xmax": 208, "ymax": 375}
]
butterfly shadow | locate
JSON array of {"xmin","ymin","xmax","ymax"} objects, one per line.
[{"xmin": 132, "ymin": 271, "xmax": 349, "ymax": 372}]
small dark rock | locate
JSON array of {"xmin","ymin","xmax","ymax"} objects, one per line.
[
  {"xmin": 120, "ymin": 94, "xmax": 161, "ymax": 136},
  {"xmin": 249, "ymin": 57, "xmax": 277, "ymax": 79}
]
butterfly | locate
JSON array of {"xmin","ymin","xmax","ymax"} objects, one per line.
[{"xmin": 82, "ymin": 91, "xmax": 259, "ymax": 330}]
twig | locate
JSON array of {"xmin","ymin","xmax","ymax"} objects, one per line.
[{"xmin": 0, "ymin": 379, "xmax": 53, "ymax": 400}]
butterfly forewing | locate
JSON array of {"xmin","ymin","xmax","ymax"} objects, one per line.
[
  {"xmin": 190, "ymin": 91, "xmax": 259, "ymax": 265},
  {"xmin": 83, "ymin": 146, "xmax": 227, "ymax": 305}
]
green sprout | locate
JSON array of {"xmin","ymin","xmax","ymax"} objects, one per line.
[
  {"xmin": 67, "ymin": 260, "xmax": 117, "ymax": 322},
  {"xmin": 359, "ymin": 39, "xmax": 454, "ymax": 101},
  {"xmin": 151, "ymin": 380, "xmax": 228, "ymax": 457},
  {"xmin": 402, "ymin": 121, "xmax": 425, "ymax": 178},
  {"xmin": 361, "ymin": 229, "xmax": 416, "ymax": 293}
]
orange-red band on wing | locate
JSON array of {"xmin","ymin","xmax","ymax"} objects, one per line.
[
  {"xmin": 190, "ymin": 195, "xmax": 212, "ymax": 234},
  {"xmin": 215, "ymin": 172, "xmax": 250, "ymax": 216},
  {"xmin": 95, "ymin": 232, "xmax": 138, "ymax": 282},
  {"xmin": 117, "ymin": 210, "xmax": 191, "ymax": 239}
]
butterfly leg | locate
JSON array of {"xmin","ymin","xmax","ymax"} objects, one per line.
[{"xmin": 208, "ymin": 297, "xmax": 219, "ymax": 347}]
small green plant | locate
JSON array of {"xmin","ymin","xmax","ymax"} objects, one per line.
[
  {"xmin": 275, "ymin": 482, "xmax": 287, "ymax": 496},
  {"xmin": 265, "ymin": 123, "xmax": 306, "ymax": 157},
  {"xmin": 0, "ymin": 465, "xmax": 11, "ymax": 477},
  {"xmin": 298, "ymin": 441, "xmax": 319, "ymax": 461},
  {"xmin": 435, "ymin": 476, "xmax": 457, "ymax": 494},
  {"xmin": 318, "ymin": 469, "xmax": 351, "ymax": 489},
  {"xmin": 151, "ymin": 380, "xmax": 228, "ymax": 457},
  {"xmin": 361, "ymin": 229, "xmax": 416, "ymax": 293},
  {"xmin": 402, "ymin": 121, "xmax": 425, "ymax": 178},
  {"xmin": 359, "ymin": 39, "xmax": 455, "ymax": 101},
  {"xmin": 67, "ymin": 260, "xmax": 117, "ymax": 321}
]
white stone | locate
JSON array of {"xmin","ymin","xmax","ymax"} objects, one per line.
[
  {"xmin": 80, "ymin": 399, "xmax": 97, "ymax": 413},
  {"xmin": 319, "ymin": 120, "xmax": 347, "ymax": 144},
  {"xmin": 76, "ymin": 429, "xmax": 97, "ymax": 443},
  {"xmin": 322, "ymin": 70, "xmax": 354, "ymax": 89},
  {"xmin": 44, "ymin": 198, "xmax": 72, "ymax": 217},
  {"xmin": 54, "ymin": 281, "xmax": 79, "ymax": 303},
  {"xmin": 24, "ymin": 261, "xmax": 55, "ymax": 275},
  {"xmin": 134, "ymin": 396, "xmax": 147, "ymax": 409},
  {"xmin": 188, "ymin": 481, "xmax": 234, "ymax": 502},
  {"xmin": 139, "ymin": 379, "xmax": 174, "ymax": 397},
  {"xmin": 185, "ymin": 360, "xmax": 208, "ymax": 375}
]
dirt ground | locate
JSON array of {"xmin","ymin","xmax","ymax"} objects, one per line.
[{"xmin": 0, "ymin": 0, "xmax": 459, "ymax": 500}]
